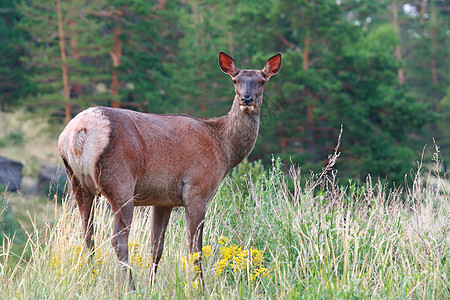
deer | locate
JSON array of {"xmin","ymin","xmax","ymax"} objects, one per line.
[{"xmin": 58, "ymin": 51, "xmax": 281, "ymax": 289}]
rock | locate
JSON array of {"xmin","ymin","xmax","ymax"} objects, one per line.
[
  {"xmin": 0, "ymin": 156, "xmax": 23, "ymax": 191},
  {"xmin": 34, "ymin": 163, "xmax": 68, "ymax": 195}
]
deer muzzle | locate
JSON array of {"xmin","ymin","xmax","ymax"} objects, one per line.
[
  {"xmin": 239, "ymin": 95, "xmax": 256, "ymax": 112},
  {"xmin": 241, "ymin": 95, "xmax": 254, "ymax": 105}
]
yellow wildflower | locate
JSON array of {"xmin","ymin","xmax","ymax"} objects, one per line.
[
  {"xmin": 128, "ymin": 239, "xmax": 140, "ymax": 251},
  {"xmin": 260, "ymin": 267, "xmax": 271, "ymax": 278},
  {"xmin": 192, "ymin": 279, "xmax": 199, "ymax": 290},
  {"xmin": 250, "ymin": 247, "xmax": 264, "ymax": 266},
  {"xmin": 191, "ymin": 251, "xmax": 201, "ymax": 261},
  {"xmin": 50, "ymin": 256, "xmax": 61, "ymax": 269},
  {"xmin": 91, "ymin": 269, "xmax": 100, "ymax": 279},
  {"xmin": 231, "ymin": 248, "xmax": 247, "ymax": 271},
  {"xmin": 202, "ymin": 245, "xmax": 213, "ymax": 257},
  {"xmin": 182, "ymin": 252, "xmax": 201, "ymax": 272},
  {"xmin": 131, "ymin": 253, "xmax": 144, "ymax": 267},
  {"xmin": 145, "ymin": 257, "xmax": 152, "ymax": 268},
  {"xmin": 215, "ymin": 258, "xmax": 228, "ymax": 276},
  {"xmin": 218, "ymin": 236, "xmax": 230, "ymax": 246},
  {"xmin": 194, "ymin": 265, "xmax": 201, "ymax": 274},
  {"xmin": 94, "ymin": 247, "xmax": 105, "ymax": 266},
  {"xmin": 220, "ymin": 244, "xmax": 241, "ymax": 260},
  {"xmin": 74, "ymin": 245, "xmax": 83, "ymax": 255}
]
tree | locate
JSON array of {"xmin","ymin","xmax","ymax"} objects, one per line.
[
  {"xmin": 0, "ymin": 0, "xmax": 32, "ymax": 111},
  {"xmin": 17, "ymin": 0, "xmax": 111, "ymax": 120},
  {"xmin": 94, "ymin": 0, "xmax": 185, "ymax": 113},
  {"xmin": 6, "ymin": 0, "xmax": 444, "ymax": 182},
  {"xmin": 223, "ymin": 0, "xmax": 430, "ymax": 182},
  {"xmin": 392, "ymin": 0, "xmax": 405, "ymax": 86},
  {"xmin": 399, "ymin": 1, "xmax": 450, "ymax": 165},
  {"xmin": 165, "ymin": 0, "xmax": 233, "ymax": 116}
]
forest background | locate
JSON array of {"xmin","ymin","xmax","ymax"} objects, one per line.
[{"xmin": 0, "ymin": 0, "xmax": 449, "ymax": 184}]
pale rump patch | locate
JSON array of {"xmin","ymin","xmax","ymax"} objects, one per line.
[
  {"xmin": 72, "ymin": 128, "xmax": 86, "ymax": 156},
  {"xmin": 58, "ymin": 107, "xmax": 111, "ymax": 181}
]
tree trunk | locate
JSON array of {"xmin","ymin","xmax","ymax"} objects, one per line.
[
  {"xmin": 303, "ymin": 34, "xmax": 317, "ymax": 162},
  {"xmin": 69, "ymin": 21, "xmax": 80, "ymax": 60},
  {"xmin": 228, "ymin": 31, "xmax": 234, "ymax": 57},
  {"xmin": 154, "ymin": 0, "xmax": 166, "ymax": 10},
  {"xmin": 419, "ymin": 0, "xmax": 426, "ymax": 24},
  {"xmin": 392, "ymin": 0, "xmax": 404, "ymax": 87},
  {"xmin": 110, "ymin": 24, "xmax": 122, "ymax": 108},
  {"xmin": 429, "ymin": 4, "xmax": 440, "ymax": 114},
  {"xmin": 56, "ymin": 0, "xmax": 71, "ymax": 123},
  {"xmin": 302, "ymin": 35, "xmax": 310, "ymax": 71},
  {"xmin": 430, "ymin": 57, "xmax": 440, "ymax": 113},
  {"xmin": 69, "ymin": 20, "xmax": 82, "ymax": 98}
]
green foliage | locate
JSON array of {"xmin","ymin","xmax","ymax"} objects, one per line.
[
  {"xmin": 0, "ymin": 0, "xmax": 34, "ymax": 110},
  {"xmin": 205, "ymin": 0, "xmax": 434, "ymax": 183},
  {"xmin": 15, "ymin": 0, "xmax": 113, "ymax": 117},
  {"xmin": 0, "ymin": 194, "xmax": 27, "ymax": 254},
  {"xmin": 45, "ymin": 179, "xmax": 68, "ymax": 203},
  {"xmin": 0, "ymin": 129, "xmax": 24, "ymax": 147},
  {"xmin": 225, "ymin": 158, "xmax": 265, "ymax": 198},
  {"xmin": 438, "ymin": 88, "xmax": 450, "ymax": 166},
  {"xmin": 398, "ymin": 1, "xmax": 450, "ymax": 165}
]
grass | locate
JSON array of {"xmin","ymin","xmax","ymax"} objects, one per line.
[{"xmin": 0, "ymin": 155, "xmax": 449, "ymax": 299}]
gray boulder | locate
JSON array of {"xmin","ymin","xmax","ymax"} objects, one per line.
[
  {"xmin": 0, "ymin": 156, "xmax": 23, "ymax": 191},
  {"xmin": 33, "ymin": 163, "xmax": 68, "ymax": 195}
]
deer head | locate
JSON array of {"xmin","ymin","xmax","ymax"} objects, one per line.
[{"xmin": 219, "ymin": 51, "xmax": 281, "ymax": 113}]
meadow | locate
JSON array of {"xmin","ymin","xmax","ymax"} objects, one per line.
[{"xmin": 1, "ymin": 152, "xmax": 448, "ymax": 299}]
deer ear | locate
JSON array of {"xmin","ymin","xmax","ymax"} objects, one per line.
[
  {"xmin": 262, "ymin": 53, "xmax": 282, "ymax": 79},
  {"xmin": 219, "ymin": 51, "xmax": 240, "ymax": 77}
]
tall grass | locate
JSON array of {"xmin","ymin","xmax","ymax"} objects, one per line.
[{"xmin": 1, "ymin": 156, "xmax": 448, "ymax": 299}]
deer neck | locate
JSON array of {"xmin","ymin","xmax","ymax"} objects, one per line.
[{"xmin": 219, "ymin": 95, "xmax": 261, "ymax": 173}]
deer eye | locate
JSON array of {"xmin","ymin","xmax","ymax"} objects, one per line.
[
  {"xmin": 260, "ymin": 79, "xmax": 267, "ymax": 85},
  {"xmin": 232, "ymin": 79, "xmax": 237, "ymax": 84}
]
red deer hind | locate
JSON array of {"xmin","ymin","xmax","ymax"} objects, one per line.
[{"xmin": 58, "ymin": 51, "xmax": 281, "ymax": 289}]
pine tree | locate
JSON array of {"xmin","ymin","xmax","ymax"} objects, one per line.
[
  {"xmin": 225, "ymin": 0, "xmax": 430, "ymax": 182},
  {"xmin": 0, "ymin": 0, "xmax": 32, "ymax": 110},
  {"xmin": 6, "ymin": 0, "xmax": 444, "ymax": 182},
  {"xmin": 94, "ymin": 0, "xmax": 185, "ymax": 113},
  {"xmin": 17, "ymin": 0, "xmax": 110, "ymax": 120},
  {"xmin": 399, "ymin": 1, "xmax": 449, "ymax": 165}
]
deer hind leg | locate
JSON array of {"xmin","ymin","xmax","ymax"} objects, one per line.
[
  {"xmin": 76, "ymin": 187, "xmax": 96, "ymax": 252},
  {"xmin": 65, "ymin": 164, "xmax": 96, "ymax": 252},
  {"xmin": 102, "ymin": 185, "xmax": 136, "ymax": 290},
  {"xmin": 149, "ymin": 206, "xmax": 173, "ymax": 284}
]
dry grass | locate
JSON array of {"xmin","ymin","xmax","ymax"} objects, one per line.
[{"xmin": 0, "ymin": 153, "xmax": 448, "ymax": 299}]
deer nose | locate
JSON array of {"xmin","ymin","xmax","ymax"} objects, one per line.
[{"xmin": 241, "ymin": 95, "xmax": 254, "ymax": 105}]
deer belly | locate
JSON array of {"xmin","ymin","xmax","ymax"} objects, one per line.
[{"xmin": 133, "ymin": 179, "xmax": 183, "ymax": 207}]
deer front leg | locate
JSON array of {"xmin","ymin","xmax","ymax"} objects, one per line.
[{"xmin": 149, "ymin": 206, "xmax": 173, "ymax": 285}]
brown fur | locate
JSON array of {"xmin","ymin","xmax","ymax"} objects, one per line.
[{"xmin": 58, "ymin": 51, "xmax": 281, "ymax": 289}]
